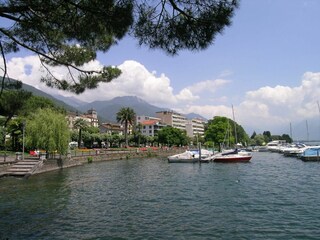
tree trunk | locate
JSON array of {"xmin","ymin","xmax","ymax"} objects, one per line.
[
  {"xmin": 125, "ymin": 121, "xmax": 128, "ymax": 147},
  {"xmin": 78, "ymin": 128, "xmax": 82, "ymax": 148}
]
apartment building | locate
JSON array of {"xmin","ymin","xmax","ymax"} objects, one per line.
[
  {"xmin": 185, "ymin": 118, "xmax": 206, "ymax": 138},
  {"xmin": 136, "ymin": 115, "xmax": 165, "ymax": 137},
  {"xmin": 155, "ymin": 111, "xmax": 187, "ymax": 131}
]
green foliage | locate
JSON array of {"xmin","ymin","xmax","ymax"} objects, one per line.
[
  {"xmin": 1, "ymin": 1, "xmax": 239, "ymax": 93},
  {"xmin": 250, "ymin": 132, "xmax": 293, "ymax": 146},
  {"xmin": 205, "ymin": 116, "xmax": 250, "ymax": 149},
  {"xmin": 271, "ymin": 134, "xmax": 292, "ymax": 143},
  {"xmin": 134, "ymin": 1, "xmax": 239, "ymax": 54},
  {"xmin": 281, "ymin": 134, "xmax": 293, "ymax": 143},
  {"xmin": 86, "ymin": 126, "xmax": 100, "ymax": 134},
  {"xmin": 157, "ymin": 126, "xmax": 189, "ymax": 146},
  {"xmin": 250, "ymin": 134, "xmax": 266, "ymax": 146},
  {"xmin": 87, "ymin": 156, "xmax": 93, "ymax": 163},
  {"xmin": 0, "ymin": 90, "xmax": 32, "ymax": 126},
  {"xmin": 251, "ymin": 131, "xmax": 257, "ymax": 139},
  {"xmin": 263, "ymin": 131, "xmax": 272, "ymax": 142},
  {"xmin": 20, "ymin": 95, "xmax": 65, "ymax": 116},
  {"xmin": 74, "ymin": 118, "xmax": 88, "ymax": 148},
  {"xmin": 205, "ymin": 116, "xmax": 230, "ymax": 146},
  {"xmin": 25, "ymin": 108, "xmax": 70, "ymax": 155}
]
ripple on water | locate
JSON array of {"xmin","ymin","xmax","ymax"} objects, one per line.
[{"xmin": 2, "ymin": 154, "xmax": 320, "ymax": 239}]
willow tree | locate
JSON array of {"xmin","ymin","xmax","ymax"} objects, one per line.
[
  {"xmin": 116, "ymin": 107, "xmax": 135, "ymax": 148},
  {"xmin": 25, "ymin": 108, "xmax": 70, "ymax": 155},
  {"xmin": 0, "ymin": 1, "xmax": 239, "ymax": 94}
]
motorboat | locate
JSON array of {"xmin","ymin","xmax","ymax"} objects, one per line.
[
  {"xmin": 266, "ymin": 140, "xmax": 287, "ymax": 152},
  {"xmin": 300, "ymin": 146, "xmax": 320, "ymax": 161},
  {"xmin": 213, "ymin": 149, "xmax": 252, "ymax": 163}
]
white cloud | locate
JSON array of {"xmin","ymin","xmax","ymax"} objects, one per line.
[
  {"xmin": 182, "ymin": 79, "xmax": 230, "ymax": 95},
  {"xmin": 79, "ymin": 60, "xmax": 179, "ymax": 105},
  {"xmin": 182, "ymin": 104, "xmax": 232, "ymax": 120},
  {"xmin": 4, "ymin": 54, "xmax": 320, "ymax": 138},
  {"xmin": 176, "ymin": 88, "xmax": 199, "ymax": 101},
  {"xmin": 1, "ymin": 56, "xmax": 200, "ymax": 105}
]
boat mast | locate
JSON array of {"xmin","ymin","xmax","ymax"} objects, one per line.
[
  {"xmin": 232, "ymin": 105, "xmax": 238, "ymax": 147},
  {"xmin": 306, "ymin": 120, "xmax": 309, "ymax": 142},
  {"xmin": 317, "ymin": 101, "xmax": 320, "ymax": 140}
]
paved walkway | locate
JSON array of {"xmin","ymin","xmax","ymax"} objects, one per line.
[{"xmin": 0, "ymin": 155, "xmax": 17, "ymax": 164}]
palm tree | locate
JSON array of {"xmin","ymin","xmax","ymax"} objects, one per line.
[
  {"xmin": 116, "ymin": 107, "xmax": 136, "ymax": 148},
  {"xmin": 74, "ymin": 118, "xmax": 88, "ymax": 148}
]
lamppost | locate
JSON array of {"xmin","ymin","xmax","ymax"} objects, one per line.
[{"xmin": 22, "ymin": 121, "xmax": 26, "ymax": 161}]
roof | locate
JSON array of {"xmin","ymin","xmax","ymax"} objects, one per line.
[{"xmin": 141, "ymin": 120, "xmax": 159, "ymax": 125}]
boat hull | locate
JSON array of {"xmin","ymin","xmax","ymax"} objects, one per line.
[
  {"xmin": 213, "ymin": 155, "xmax": 252, "ymax": 163},
  {"xmin": 300, "ymin": 156, "xmax": 320, "ymax": 161},
  {"xmin": 167, "ymin": 158, "xmax": 199, "ymax": 163}
]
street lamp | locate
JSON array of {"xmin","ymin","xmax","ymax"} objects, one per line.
[{"xmin": 22, "ymin": 121, "xmax": 26, "ymax": 161}]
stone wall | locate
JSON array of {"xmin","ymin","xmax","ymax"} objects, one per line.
[{"xmin": 34, "ymin": 148, "xmax": 182, "ymax": 175}]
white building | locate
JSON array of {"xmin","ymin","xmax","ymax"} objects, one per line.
[
  {"xmin": 185, "ymin": 118, "xmax": 206, "ymax": 138},
  {"xmin": 155, "ymin": 111, "xmax": 187, "ymax": 131},
  {"xmin": 136, "ymin": 115, "xmax": 165, "ymax": 137}
]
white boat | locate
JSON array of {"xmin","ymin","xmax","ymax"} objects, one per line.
[
  {"xmin": 167, "ymin": 149, "xmax": 214, "ymax": 163},
  {"xmin": 266, "ymin": 140, "xmax": 287, "ymax": 152},
  {"xmin": 282, "ymin": 143, "xmax": 307, "ymax": 157},
  {"xmin": 300, "ymin": 146, "xmax": 320, "ymax": 161}
]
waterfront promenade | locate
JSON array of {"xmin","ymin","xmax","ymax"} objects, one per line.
[{"xmin": 0, "ymin": 147, "xmax": 182, "ymax": 178}]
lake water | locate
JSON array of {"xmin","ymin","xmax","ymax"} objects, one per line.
[{"xmin": 1, "ymin": 152, "xmax": 320, "ymax": 239}]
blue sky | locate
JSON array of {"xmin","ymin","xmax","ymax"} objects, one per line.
[{"xmin": 3, "ymin": 0, "xmax": 320, "ymax": 140}]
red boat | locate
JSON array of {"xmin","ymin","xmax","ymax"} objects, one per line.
[{"xmin": 213, "ymin": 149, "xmax": 252, "ymax": 163}]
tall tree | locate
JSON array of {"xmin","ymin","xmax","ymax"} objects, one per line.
[
  {"xmin": 205, "ymin": 116, "xmax": 249, "ymax": 150},
  {"xmin": 26, "ymin": 108, "xmax": 70, "ymax": 155},
  {"xmin": 0, "ymin": 1, "xmax": 239, "ymax": 94},
  {"xmin": 116, "ymin": 107, "xmax": 135, "ymax": 147},
  {"xmin": 0, "ymin": 90, "xmax": 32, "ymax": 126},
  {"xmin": 73, "ymin": 118, "xmax": 88, "ymax": 148}
]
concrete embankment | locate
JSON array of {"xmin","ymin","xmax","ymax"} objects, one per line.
[{"xmin": 1, "ymin": 148, "xmax": 182, "ymax": 177}]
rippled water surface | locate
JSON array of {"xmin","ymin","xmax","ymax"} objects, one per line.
[{"xmin": 1, "ymin": 152, "xmax": 320, "ymax": 239}]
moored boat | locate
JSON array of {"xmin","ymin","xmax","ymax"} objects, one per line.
[
  {"xmin": 213, "ymin": 149, "xmax": 252, "ymax": 163},
  {"xmin": 300, "ymin": 146, "xmax": 320, "ymax": 161},
  {"xmin": 167, "ymin": 149, "xmax": 214, "ymax": 163},
  {"xmin": 266, "ymin": 140, "xmax": 287, "ymax": 152}
]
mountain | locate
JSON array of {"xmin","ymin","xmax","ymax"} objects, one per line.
[
  {"xmin": 53, "ymin": 94, "xmax": 87, "ymax": 108},
  {"xmin": 4, "ymin": 78, "xmax": 78, "ymax": 112},
  {"xmin": 77, "ymin": 96, "xmax": 169, "ymax": 122},
  {"xmin": 75, "ymin": 96, "xmax": 208, "ymax": 123},
  {"xmin": 186, "ymin": 113, "xmax": 207, "ymax": 120}
]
